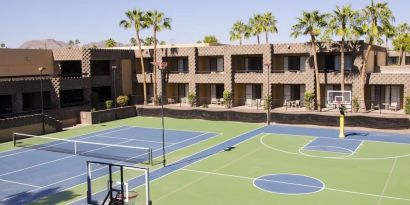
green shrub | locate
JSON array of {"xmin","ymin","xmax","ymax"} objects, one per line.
[
  {"xmin": 304, "ymin": 91, "xmax": 315, "ymax": 111},
  {"xmin": 405, "ymin": 96, "xmax": 410, "ymax": 115},
  {"xmin": 116, "ymin": 95, "xmax": 129, "ymax": 107},
  {"xmin": 263, "ymin": 95, "xmax": 272, "ymax": 110},
  {"xmin": 201, "ymin": 104, "xmax": 208, "ymax": 108},
  {"xmin": 223, "ymin": 91, "xmax": 233, "ymax": 108},
  {"xmin": 187, "ymin": 92, "xmax": 197, "ymax": 107},
  {"xmin": 91, "ymin": 107, "xmax": 96, "ymax": 112},
  {"xmin": 352, "ymin": 97, "xmax": 360, "ymax": 113},
  {"xmin": 105, "ymin": 100, "xmax": 113, "ymax": 109}
]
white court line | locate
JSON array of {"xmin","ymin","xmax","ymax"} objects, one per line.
[
  {"xmin": 180, "ymin": 168, "xmax": 410, "ymax": 202},
  {"xmin": 377, "ymin": 158, "xmax": 398, "ymax": 205},
  {"xmin": 32, "ymin": 132, "xmax": 216, "ymax": 194},
  {"xmin": 124, "ymin": 125, "xmax": 220, "ymax": 135},
  {"xmin": 0, "ymin": 178, "xmax": 41, "ymax": 188},
  {"xmin": 0, "ymin": 126, "xmax": 133, "ymax": 159},
  {"xmin": 68, "ymin": 128, "xmax": 265, "ymax": 204},
  {"xmin": 95, "ymin": 135, "xmax": 174, "ymax": 145}
]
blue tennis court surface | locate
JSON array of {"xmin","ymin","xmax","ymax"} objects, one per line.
[{"xmin": 0, "ymin": 126, "xmax": 217, "ymax": 204}]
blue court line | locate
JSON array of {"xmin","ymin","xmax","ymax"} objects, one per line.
[{"xmin": 0, "ymin": 127, "xmax": 216, "ymax": 204}]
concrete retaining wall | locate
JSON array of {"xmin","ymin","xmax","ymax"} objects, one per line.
[{"xmin": 81, "ymin": 106, "xmax": 137, "ymax": 124}]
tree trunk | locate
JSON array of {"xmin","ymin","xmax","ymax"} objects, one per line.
[
  {"xmin": 240, "ymin": 38, "xmax": 242, "ymax": 45},
  {"xmin": 136, "ymin": 31, "xmax": 147, "ymax": 105},
  {"xmin": 361, "ymin": 44, "xmax": 372, "ymax": 112},
  {"xmin": 265, "ymin": 32, "xmax": 269, "ymax": 44},
  {"xmin": 340, "ymin": 39, "xmax": 345, "ymax": 92},
  {"xmin": 399, "ymin": 48, "xmax": 403, "ymax": 65},
  {"xmin": 311, "ymin": 37, "xmax": 321, "ymax": 112},
  {"xmin": 153, "ymin": 27, "xmax": 158, "ymax": 105},
  {"xmin": 257, "ymin": 35, "xmax": 260, "ymax": 45}
]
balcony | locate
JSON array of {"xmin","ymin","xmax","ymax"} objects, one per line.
[{"xmin": 379, "ymin": 65, "xmax": 410, "ymax": 74}]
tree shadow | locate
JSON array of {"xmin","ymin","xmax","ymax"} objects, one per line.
[{"xmin": 3, "ymin": 187, "xmax": 80, "ymax": 205}]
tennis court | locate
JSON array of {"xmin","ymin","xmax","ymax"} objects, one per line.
[{"xmin": 0, "ymin": 125, "xmax": 218, "ymax": 204}]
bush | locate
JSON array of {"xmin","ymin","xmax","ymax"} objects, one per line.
[
  {"xmin": 91, "ymin": 107, "xmax": 96, "ymax": 112},
  {"xmin": 116, "ymin": 95, "xmax": 129, "ymax": 107},
  {"xmin": 304, "ymin": 91, "xmax": 315, "ymax": 111},
  {"xmin": 352, "ymin": 97, "xmax": 360, "ymax": 113},
  {"xmin": 405, "ymin": 96, "xmax": 410, "ymax": 115},
  {"xmin": 105, "ymin": 100, "xmax": 113, "ymax": 109},
  {"xmin": 187, "ymin": 92, "xmax": 197, "ymax": 107},
  {"xmin": 263, "ymin": 95, "xmax": 272, "ymax": 110},
  {"xmin": 201, "ymin": 104, "xmax": 208, "ymax": 108},
  {"xmin": 223, "ymin": 91, "xmax": 233, "ymax": 108}
]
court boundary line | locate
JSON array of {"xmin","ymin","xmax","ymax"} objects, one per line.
[
  {"xmin": 124, "ymin": 125, "xmax": 221, "ymax": 135},
  {"xmin": 68, "ymin": 127, "xmax": 266, "ymax": 204},
  {"xmin": 0, "ymin": 126, "xmax": 133, "ymax": 158},
  {"xmin": 0, "ymin": 178, "xmax": 41, "ymax": 189},
  {"xmin": 180, "ymin": 168, "xmax": 410, "ymax": 202},
  {"xmin": 30, "ymin": 131, "xmax": 219, "ymax": 199},
  {"xmin": 95, "ymin": 135, "xmax": 175, "ymax": 145}
]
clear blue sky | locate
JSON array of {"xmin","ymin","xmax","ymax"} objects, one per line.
[{"xmin": 1, "ymin": 0, "xmax": 409, "ymax": 48}]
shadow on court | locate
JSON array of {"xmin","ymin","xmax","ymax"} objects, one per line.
[
  {"xmin": 345, "ymin": 132, "xmax": 370, "ymax": 137},
  {"xmin": 3, "ymin": 188, "xmax": 80, "ymax": 205}
]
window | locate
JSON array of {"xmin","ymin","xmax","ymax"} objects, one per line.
[
  {"xmin": 215, "ymin": 84, "xmax": 224, "ymax": 98},
  {"xmin": 60, "ymin": 89, "xmax": 84, "ymax": 107},
  {"xmin": 92, "ymin": 86, "xmax": 111, "ymax": 102},
  {"xmin": 406, "ymin": 56, "xmax": 410, "ymax": 65},
  {"xmin": 245, "ymin": 57, "xmax": 263, "ymax": 71},
  {"xmin": 23, "ymin": 92, "xmax": 51, "ymax": 111},
  {"xmin": 177, "ymin": 58, "xmax": 188, "ymax": 72},
  {"xmin": 209, "ymin": 57, "xmax": 223, "ymax": 72},
  {"xmin": 60, "ymin": 61, "xmax": 82, "ymax": 76},
  {"xmin": 388, "ymin": 57, "xmax": 398, "ymax": 65},
  {"xmin": 288, "ymin": 56, "xmax": 300, "ymax": 71},
  {"xmin": 325, "ymin": 56, "xmax": 335, "ymax": 71},
  {"xmin": 91, "ymin": 60, "xmax": 110, "ymax": 76},
  {"xmin": 290, "ymin": 85, "xmax": 300, "ymax": 100},
  {"xmin": 0, "ymin": 95, "xmax": 12, "ymax": 114}
]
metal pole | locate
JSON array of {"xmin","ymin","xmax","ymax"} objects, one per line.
[
  {"xmin": 113, "ymin": 66, "xmax": 117, "ymax": 108},
  {"xmin": 160, "ymin": 69, "xmax": 166, "ymax": 167},
  {"xmin": 40, "ymin": 70, "xmax": 45, "ymax": 135},
  {"xmin": 266, "ymin": 65, "xmax": 271, "ymax": 125}
]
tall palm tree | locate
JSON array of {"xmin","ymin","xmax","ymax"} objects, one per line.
[
  {"xmin": 394, "ymin": 23, "xmax": 410, "ymax": 64},
  {"xmin": 145, "ymin": 10, "xmax": 172, "ymax": 105},
  {"xmin": 249, "ymin": 14, "xmax": 264, "ymax": 44},
  {"xmin": 105, "ymin": 38, "xmax": 117, "ymax": 47},
  {"xmin": 120, "ymin": 9, "xmax": 149, "ymax": 105},
  {"xmin": 358, "ymin": 0, "xmax": 394, "ymax": 111},
  {"xmin": 229, "ymin": 21, "xmax": 248, "ymax": 45},
  {"xmin": 327, "ymin": 5, "xmax": 359, "ymax": 91},
  {"xmin": 291, "ymin": 10, "xmax": 328, "ymax": 111},
  {"xmin": 262, "ymin": 12, "xmax": 278, "ymax": 44}
]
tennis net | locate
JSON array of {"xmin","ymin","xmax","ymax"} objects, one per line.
[{"xmin": 13, "ymin": 133, "xmax": 153, "ymax": 165}]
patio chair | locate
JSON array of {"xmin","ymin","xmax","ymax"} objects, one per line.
[
  {"xmin": 219, "ymin": 98, "xmax": 224, "ymax": 105},
  {"xmin": 389, "ymin": 102, "xmax": 398, "ymax": 111},
  {"xmin": 293, "ymin": 100, "xmax": 300, "ymax": 108},
  {"xmin": 211, "ymin": 98, "xmax": 218, "ymax": 105},
  {"xmin": 246, "ymin": 99, "xmax": 253, "ymax": 107},
  {"xmin": 180, "ymin": 97, "xmax": 187, "ymax": 104},
  {"xmin": 167, "ymin": 98, "xmax": 175, "ymax": 104},
  {"xmin": 371, "ymin": 103, "xmax": 380, "ymax": 110}
]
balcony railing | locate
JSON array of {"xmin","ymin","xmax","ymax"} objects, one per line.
[
  {"xmin": 196, "ymin": 70, "xmax": 224, "ymax": 74},
  {"xmin": 167, "ymin": 70, "xmax": 189, "ymax": 74},
  {"xmin": 0, "ymin": 73, "xmax": 89, "ymax": 81},
  {"xmin": 235, "ymin": 69, "xmax": 263, "ymax": 73}
]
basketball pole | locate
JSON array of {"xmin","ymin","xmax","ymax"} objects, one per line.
[{"xmin": 339, "ymin": 104, "xmax": 345, "ymax": 139}]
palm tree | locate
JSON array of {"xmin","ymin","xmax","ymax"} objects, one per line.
[
  {"xmin": 261, "ymin": 12, "xmax": 278, "ymax": 44},
  {"xmin": 327, "ymin": 5, "xmax": 359, "ymax": 91},
  {"xmin": 229, "ymin": 21, "xmax": 248, "ymax": 45},
  {"xmin": 203, "ymin": 35, "xmax": 219, "ymax": 44},
  {"xmin": 357, "ymin": 0, "xmax": 394, "ymax": 111},
  {"xmin": 291, "ymin": 10, "xmax": 328, "ymax": 111},
  {"xmin": 104, "ymin": 38, "xmax": 117, "ymax": 47},
  {"xmin": 120, "ymin": 9, "xmax": 150, "ymax": 105},
  {"xmin": 394, "ymin": 23, "xmax": 410, "ymax": 64},
  {"xmin": 129, "ymin": 37, "xmax": 137, "ymax": 46},
  {"xmin": 145, "ymin": 10, "xmax": 172, "ymax": 105},
  {"xmin": 249, "ymin": 14, "xmax": 264, "ymax": 44}
]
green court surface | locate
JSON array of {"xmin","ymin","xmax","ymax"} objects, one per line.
[{"xmin": 1, "ymin": 116, "xmax": 409, "ymax": 205}]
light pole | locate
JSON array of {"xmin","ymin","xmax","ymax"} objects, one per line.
[
  {"xmin": 38, "ymin": 67, "xmax": 46, "ymax": 135},
  {"xmin": 112, "ymin": 65, "xmax": 117, "ymax": 108},
  {"xmin": 264, "ymin": 63, "xmax": 271, "ymax": 125},
  {"xmin": 151, "ymin": 61, "xmax": 168, "ymax": 167}
]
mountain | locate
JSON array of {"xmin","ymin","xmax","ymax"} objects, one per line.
[{"xmin": 19, "ymin": 39, "xmax": 69, "ymax": 49}]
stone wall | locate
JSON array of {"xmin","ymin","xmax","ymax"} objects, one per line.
[{"xmin": 80, "ymin": 106, "xmax": 137, "ymax": 124}]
